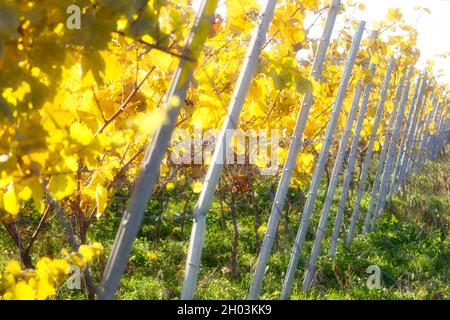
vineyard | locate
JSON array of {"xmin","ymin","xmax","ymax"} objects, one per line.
[{"xmin": 0, "ymin": 0, "xmax": 449, "ymax": 301}]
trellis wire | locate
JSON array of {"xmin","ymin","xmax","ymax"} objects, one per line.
[
  {"xmin": 345, "ymin": 57, "xmax": 397, "ymax": 246},
  {"xmin": 370, "ymin": 69, "xmax": 420, "ymax": 231},
  {"xmin": 247, "ymin": 0, "xmax": 340, "ymax": 300},
  {"xmin": 181, "ymin": 0, "xmax": 279, "ymax": 300},
  {"xmin": 328, "ymin": 61, "xmax": 376, "ymax": 257},
  {"xmin": 280, "ymin": 20, "xmax": 366, "ymax": 300},
  {"xmin": 96, "ymin": 0, "xmax": 219, "ymax": 300}
]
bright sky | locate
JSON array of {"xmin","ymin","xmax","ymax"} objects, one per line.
[
  {"xmin": 351, "ymin": 0, "xmax": 450, "ymax": 84},
  {"xmin": 193, "ymin": 0, "xmax": 450, "ymax": 85}
]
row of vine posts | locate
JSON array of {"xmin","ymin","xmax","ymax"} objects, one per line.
[{"xmin": 95, "ymin": 0, "xmax": 449, "ymax": 300}]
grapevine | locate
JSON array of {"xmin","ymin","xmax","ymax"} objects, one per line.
[{"xmin": 0, "ymin": 0, "xmax": 448, "ymax": 300}]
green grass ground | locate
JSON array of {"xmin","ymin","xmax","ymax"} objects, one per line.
[{"xmin": 1, "ymin": 154, "xmax": 448, "ymax": 300}]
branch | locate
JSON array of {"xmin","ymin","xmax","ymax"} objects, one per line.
[
  {"xmin": 113, "ymin": 31, "xmax": 196, "ymax": 62},
  {"xmin": 86, "ymin": 143, "xmax": 147, "ymax": 223},
  {"xmin": 92, "ymin": 87, "xmax": 107, "ymax": 122},
  {"xmin": 95, "ymin": 66, "xmax": 156, "ymax": 136},
  {"xmin": 24, "ymin": 204, "xmax": 51, "ymax": 256}
]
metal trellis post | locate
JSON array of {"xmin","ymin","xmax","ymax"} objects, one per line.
[
  {"xmin": 247, "ymin": 0, "xmax": 340, "ymax": 300},
  {"xmin": 387, "ymin": 77, "xmax": 422, "ymax": 203},
  {"xmin": 345, "ymin": 57, "xmax": 397, "ymax": 246},
  {"xmin": 406, "ymin": 89, "xmax": 431, "ymax": 176},
  {"xmin": 361, "ymin": 67, "xmax": 413, "ymax": 235},
  {"xmin": 96, "ymin": 0, "xmax": 219, "ymax": 300},
  {"xmin": 415, "ymin": 96, "xmax": 441, "ymax": 173},
  {"xmin": 280, "ymin": 20, "xmax": 366, "ymax": 300},
  {"xmin": 329, "ymin": 62, "xmax": 376, "ymax": 257},
  {"xmin": 303, "ymin": 77, "xmax": 365, "ymax": 290},
  {"xmin": 182, "ymin": 0, "xmax": 279, "ymax": 300},
  {"xmin": 396, "ymin": 79, "xmax": 428, "ymax": 190},
  {"xmin": 370, "ymin": 70, "xmax": 421, "ymax": 231}
]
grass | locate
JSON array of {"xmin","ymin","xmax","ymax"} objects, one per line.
[{"xmin": 1, "ymin": 153, "xmax": 448, "ymax": 300}]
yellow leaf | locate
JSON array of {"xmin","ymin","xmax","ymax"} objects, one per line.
[
  {"xmin": 227, "ymin": 0, "xmax": 259, "ymax": 33},
  {"xmin": 141, "ymin": 34, "xmax": 153, "ymax": 44},
  {"xmin": 117, "ymin": 16, "xmax": 128, "ymax": 31},
  {"xmin": 257, "ymin": 224, "xmax": 267, "ymax": 237},
  {"xmin": 148, "ymin": 50, "xmax": 173, "ymax": 71},
  {"xmin": 371, "ymin": 54, "xmax": 380, "ymax": 65},
  {"xmin": 191, "ymin": 180, "xmax": 203, "ymax": 193},
  {"xmin": 374, "ymin": 140, "xmax": 380, "ymax": 152},
  {"xmin": 95, "ymin": 184, "xmax": 108, "ymax": 217},
  {"xmin": 36, "ymin": 278, "xmax": 56, "ymax": 300},
  {"xmin": 15, "ymin": 281, "xmax": 36, "ymax": 300},
  {"xmin": 69, "ymin": 122, "xmax": 94, "ymax": 146},
  {"xmin": 387, "ymin": 8, "xmax": 402, "ymax": 22},
  {"xmin": 62, "ymin": 155, "xmax": 79, "ymax": 172},
  {"xmin": 28, "ymin": 152, "xmax": 49, "ymax": 168},
  {"xmin": 85, "ymin": 172, "xmax": 105, "ymax": 197},
  {"xmin": 362, "ymin": 67, "xmax": 373, "ymax": 85},
  {"xmin": 255, "ymin": 154, "xmax": 269, "ymax": 168},
  {"xmin": 77, "ymin": 243, "xmax": 103, "ymax": 265},
  {"xmin": 314, "ymin": 142, "xmax": 323, "ymax": 152},
  {"xmin": 190, "ymin": 106, "xmax": 218, "ymax": 129},
  {"xmin": 248, "ymin": 101, "xmax": 266, "ymax": 118},
  {"xmin": 147, "ymin": 251, "xmax": 159, "ymax": 262},
  {"xmin": 83, "ymin": 151, "xmax": 98, "ymax": 171},
  {"xmin": 48, "ymin": 174, "xmax": 76, "ymax": 200},
  {"xmin": 160, "ymin": 159, "xmax": 169, "ymax": 177},
  {"xmin": 29, "ymin": 177, "xmax": 45, "ymax": 214},
  {"xmin": 428, "ymin": 122, "xmax": 436, "ymax": 134},
  {"xmin": 166, "ymin": 182, "xmax": 175, "ymax": 191},
  {"xmin": 101, "ymin": 51, "xmax": 124, "ymax": 82},
  {"xmin": 6, "ymin": 260, "xmax": 21, "ymax": 275},
  {"xmin": 3, "ymin": 183, "xmax": 20, "ymax": 216},
  {"xmin": 50, "ymin": 110, "xmax": 74, "ymax": 129},
  {"xmin": 127, "ymin": 110, "xmax": 166, "ymax": 137},
  {"xmin": 49, "ymin": 259, "xmax": 70, "ymax": 276},
  {"xmin": 53, "ymin": 23, "xmax": 64, "ymax": 34},
  {"xmin": 78, "ymin": 245, "xmax": 94, "ymax": 264},
  {"xmin": 31, "ymin": 66, "xmax": 41, "ymax": 77},
  {"xmin": 17, "ymin": 184, "xmax": 32, "ymax": 201},
  {"xmin": 297, "ymin": 152, "xmax": 315, "ymax": 172},
  {"xmin": 90, "ymin": 242, "xmax": 104, "ymax": 256}
]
